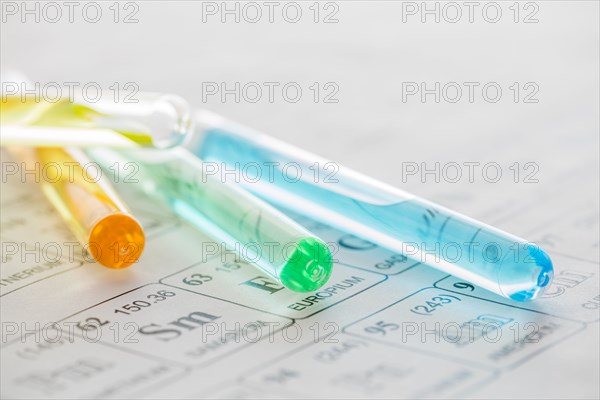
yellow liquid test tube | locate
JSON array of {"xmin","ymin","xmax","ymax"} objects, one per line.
[
  {"xmin": 8, "ymin": 147, "xmax": 145, "ymax": 268},
  {"xmin": 1, "ymin": 93, "xmax": 191, "ymax": 148}
]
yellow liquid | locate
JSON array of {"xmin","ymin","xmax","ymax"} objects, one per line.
[{"xmin": 1, "ymin": 96, "xmax": 154, "ymax": 147}]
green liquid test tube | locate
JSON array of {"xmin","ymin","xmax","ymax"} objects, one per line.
[{"xmin": 87, "ymin": 147, "xmax": 333, "ymax": 292}]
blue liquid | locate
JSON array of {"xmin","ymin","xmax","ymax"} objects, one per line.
[{"xmin": 194, "ymin": 128, "xmax": 553, "ymax": 301}]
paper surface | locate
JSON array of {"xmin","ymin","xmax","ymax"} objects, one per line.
[{"xmin": 1, "ymin": 144, "xmax": 598, "ymax": 399}]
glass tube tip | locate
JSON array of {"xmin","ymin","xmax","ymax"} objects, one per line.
[
  {"xmin": 500, "ymin": 244, "xmax": 554, "ymax": 302},
  {"xmin": 279, "ymin": 237, "xmax": 333, "ymax": 292},
  {"xmin": 88, "ymin": 212, "xmax": 145, "ymax": 269}
]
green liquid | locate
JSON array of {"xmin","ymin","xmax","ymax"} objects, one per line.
[
  {"xmin": 90, "ymin": 147, "xmax": 334, "ymax": 293},
  {"xmin": 279, "ymin": 237, "xmax": 333, "ymax": 292}
]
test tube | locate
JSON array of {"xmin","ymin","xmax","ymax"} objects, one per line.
[
  {"xmin": 7, "ymin": 147, "xmax": 145, "ymax": 268},
  {"xmin": 87, "ymin": 147, "xmax": 333, "ymax": 292},
  {"xmin": 1, "ymin": 92, "xmax": 191, "ymax": 148},
  {"xmin": 186, "ymin": 111, "xmax": 554, "ymax": 302},
  {"xmin": 4, "ymin": 89, "xmax": 555, "ymax": 300}
]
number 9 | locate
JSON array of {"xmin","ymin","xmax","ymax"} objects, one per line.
[{"xmin": 453, "ymin": 282, "xmax": 475, "ymax": 291}]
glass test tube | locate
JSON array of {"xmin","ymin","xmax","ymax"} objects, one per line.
[
  {"xmin": 7, "ymin": 147, "xmax": 145, "ymax": 269},
  {"xmin": 186, "ymin": 111, "xmax": 554, "ymax": 302},
  {"xmin": 3, "ymin": 90, "xmax": 554, "ymax": 300},
  {"xmin": 1, "ymin": 92, "xmax": 191, "ymax": 148},
  {"xmin": 87, "ymin": 147, "xmax": 333, "ymax": 292}
]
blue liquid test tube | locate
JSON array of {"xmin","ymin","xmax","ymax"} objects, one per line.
[{"xmin": 187, "ymin": 110, "xmax": 554, "ymax": 302}]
